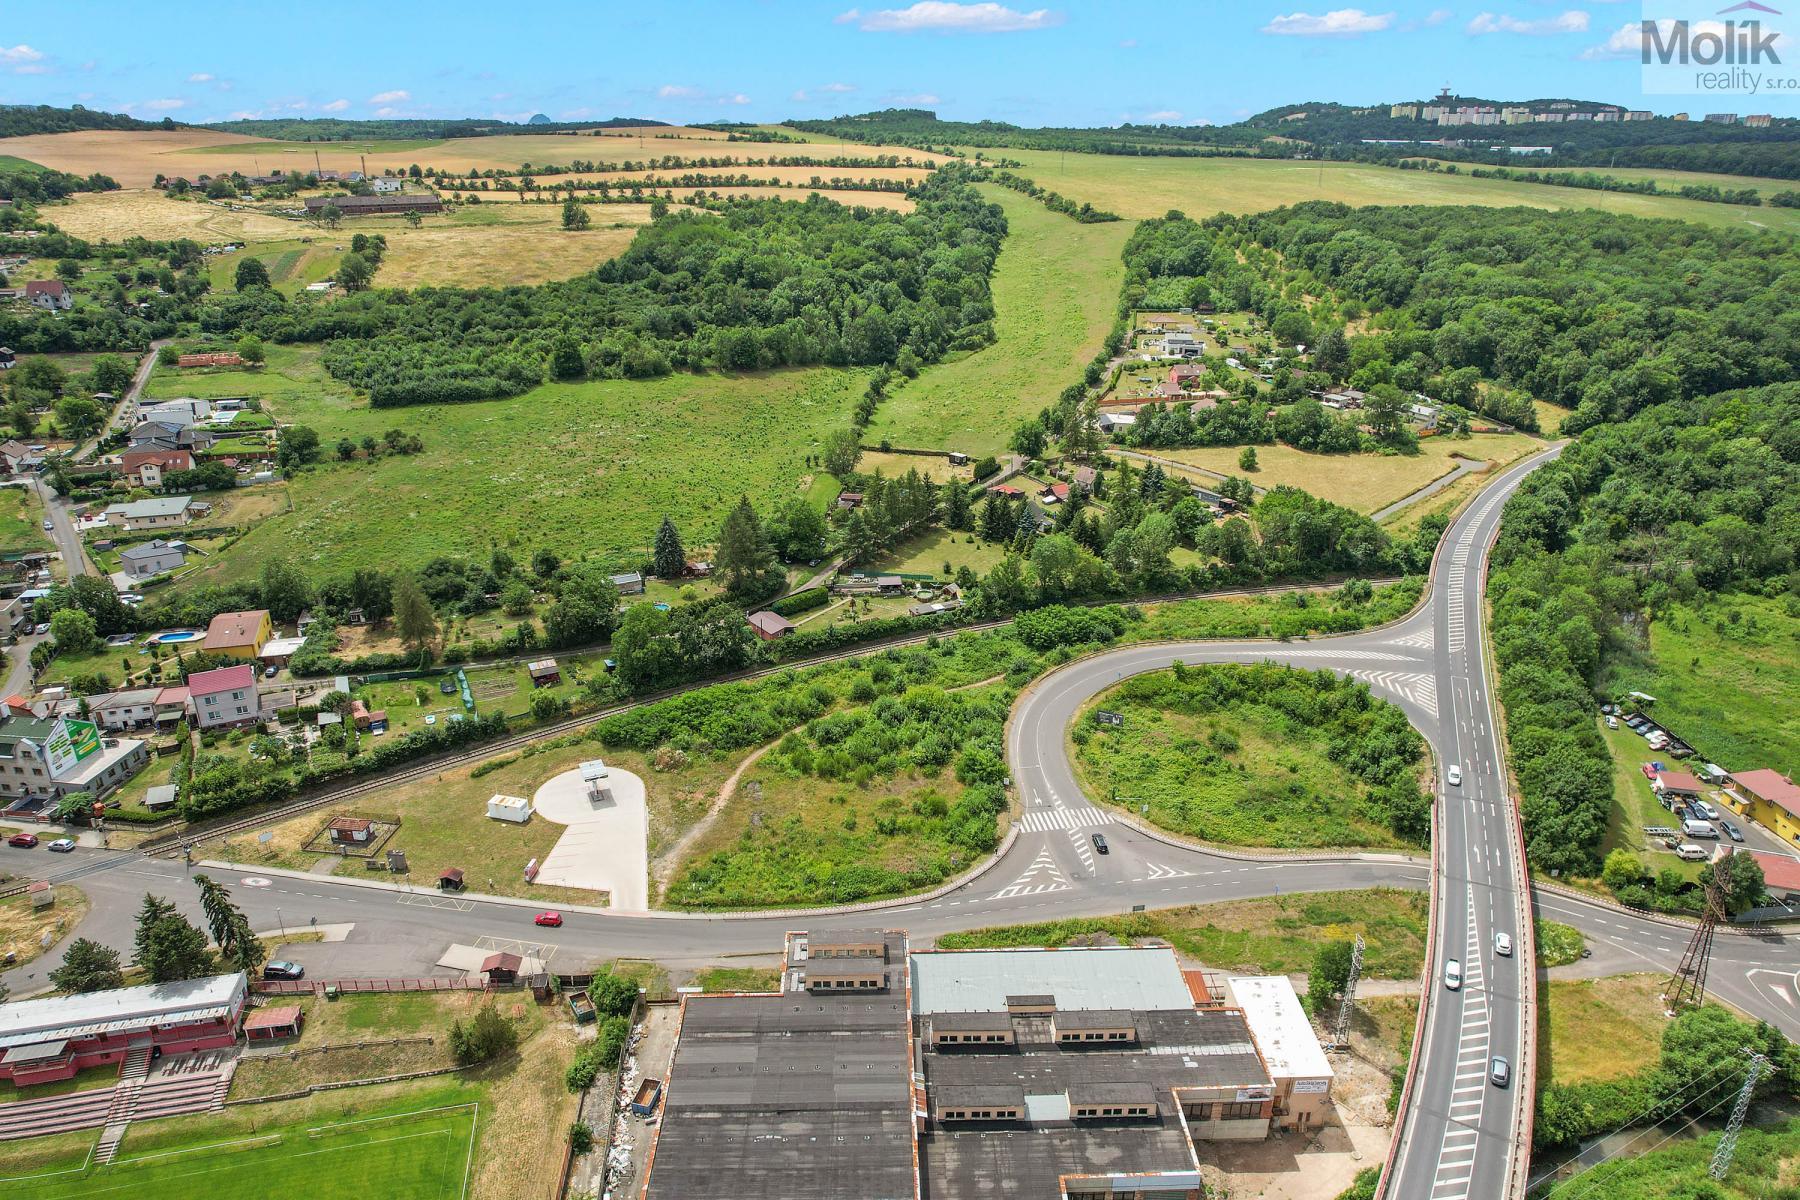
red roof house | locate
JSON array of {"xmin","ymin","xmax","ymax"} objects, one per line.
[
  {"xmin": 1732, "ymin": 769, "xmax": 1800, "ymax": 819},
  {"xmin": 747, "ymin": 611, "xmax": 795, "ymax": 641}
]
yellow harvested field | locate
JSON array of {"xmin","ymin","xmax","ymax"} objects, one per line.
[
  {"xmin": 48, "ymin": 190, "xmax": 300, "ymax": 242},
  {"xmin": 491, "ymin": 165, "xmax": 930, "ymax": 186},
  {"xmin": 475, "ymin": 186, "xmax": 914, "ymax": 211},
  {"xmin": 0, "ymin": 127, "xmax": 953, "ymax": 188},
  {"xmin": 856, "ymin": 450, "xmax": 971, "ymax": 483},
  {"xmin": 1148, "ymin": 431, "xmax": 1536, "ymax": 514}
]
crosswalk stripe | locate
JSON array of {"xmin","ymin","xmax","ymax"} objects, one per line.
[{"xmin": 1019, "ymin": 807, "xmax": 1114, "ymax": 833}]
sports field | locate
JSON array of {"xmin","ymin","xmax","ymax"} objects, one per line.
[
  {"xmin": 972, "ymin": 148, "xmax": 1800, "ymax": 233},
  {"xmin": 867, "ymin": 185, "xmax": 1132, "ymax": 456},
  {"xmin": 0, "ymin": 1101, "xmax": 478, "ymax": 1200}
]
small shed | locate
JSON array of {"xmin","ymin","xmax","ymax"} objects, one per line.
[
  {"xmin": 244, "ymin": 1005, "xmax": 305, "ymax": 1042},
  {"xmin": 609, "ymin": 572, "xmax": 645, "ymax": 596},
  {"xmin": 527, "ymin": 658, "xmax": 562, "ymax": 688},
  {"xmin": 143, "ymin": 784, "xmax": 180, "ymax": 812},
  {"xmin": 482, "ymin": 952, "xmax": 523, "ymax": 984},
  {"xmin": 27, "ymin": 881, "xmax": 52, "ymax": 911},
  {"xmin": 438, "ymin": 868, "xmax": 465, "ymax": 891},
  {"xmin": 876, "ymin": 576, "xmax": 904, "ymax": 595},
  {"xmin": 487, "ymin": 794, "xmax": 530, "ymax": 824},
  {"xmin": 947, "ymin": 452, "xmax": 969, "ymax": 466},
  {"xmin": 328, "ymin": 816, "xmax": 373, "ymax": 845},
  {"xmin": 747, "ymin": 611, "xmax": 795, "ymax": 641}
]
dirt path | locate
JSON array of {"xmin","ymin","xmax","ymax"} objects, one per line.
[{"xmin": 650, "ymin": 742, "xmax": 776, "ymax": 896}]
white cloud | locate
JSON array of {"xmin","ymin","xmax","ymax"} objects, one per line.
[
  {"xmin": 373, "ymin": 106, "xmax": 408, "ymax": 118},
  {"xmin": 1468, "ymin": 10, "xmax": 1590, "ymax": 35},
  {"xmin": 1, "ymin": 44, "xmax": 48, "ymax": 74},
  {"xmin": 1425, "ymin": 8, "xmax": 1451, "ymax": 24},
  {"xmin": 321, "ymin": 98, "xmax": 350, "ymax": 112},
  {"xmin": 890, "ymin": 91, "xmax": 941, "ymax": 104},
  {"xmin": 188, "ymin": 72, "xmax": 213, "ymax": 83},
  {"xmin": 1261, "ymin": 9, "xmax": 1396, "ymax": 36},
  {"xmin": 658, "ymin": 84, "xmax": 704, "ymax": 99},
  {"xmin": 725, "ymin": 93, "xmax": 750, "ymax": 105},
  {"xmin": 137, "ymin": 98, "xmax": 186, "ymax": 111},
  {"xmin": 847, "ymin": 3, "xmax": 1063, "ymax": 34},
  {"xmin": 821, "ymin": 81, "xmax": 857, "ymax": 93},
  {"xmin": 792, "ymin": 89, "xmax": 811, "ymax": 101},
  {"xmin": 368, "ymin": 89, "xmax": 410, "ymax": 104},
  {"xmin": 1144, "ymin": 109, "xmax": 1182, "ymax": 122}
]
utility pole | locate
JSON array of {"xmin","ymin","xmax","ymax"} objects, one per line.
[
  {"xmin": 1710, "ymin": 1053, "xmax": 1767, "ymax": 1180},
  {"xmin": 1666, "ymin": 871, "xmax": 1724, "ymax": 1011},
  {"xmin": 1332, "ymin": 934, "xmax": 1365, "ymax": 1047}
]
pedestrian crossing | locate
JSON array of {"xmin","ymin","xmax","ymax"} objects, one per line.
[
  {"xmin": 1349, "ymin": 669, "xmax": 1439, "ymax": 719},
  {"xmin": 990, "ymin": 848, "xmax": 1072, "ymax": 899},
  {"xmin": 1019, "ymin": 806, "xmax": 1114, "ymax": 833}
]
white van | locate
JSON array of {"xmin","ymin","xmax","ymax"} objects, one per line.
[
  {"xmin": 1682, "ymin": 819, "xmax": 1719, "ymax": 839},
  {"xmin": 1676, "ymin": 844, "xmax": 1711, "ymax": 862}
]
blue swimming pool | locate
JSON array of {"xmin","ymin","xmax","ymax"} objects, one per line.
[{"xmin": 150, "ymin": 630, "xmax": 204, "ymax": 644}]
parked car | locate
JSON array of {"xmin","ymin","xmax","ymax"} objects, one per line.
[
  {"xmin": 6, "ymin": 833, "xmax": 37, "ymax": 848},
  {"xmin": 1494, "ymin": 932, "xmax": 1513, "ymax": 957},
  {"xmin": 1676, "ymin": 844, "xmax": 1711, "ymax": 862},
  {"xmin": 1490, "ymin": 1056, "xmax": 1511, "ymax": 1088},
  {"xmin": 40, "ymin": 519, "xmax": 52, "ymax": 531},
  {"xmin": 1626, "ymin": 715, "xmax": 1646, "ymax": 728},
  {"xmin": 32, "ymin": 623, "xmax": 48, "ymax": 636},
  {"xmin": 1722, "ymin": 821, "xmax": 1745, "ymax": 843},
  {"xmin": 263, "ymin": 665, "xmax": 278, "ymax": 678},
  {"xmin": 1446, "ymin": 765, "xmax": 1463, "ymax": 787},
  {"xmin": 1606, "ymin": 716, "xmax": 1619, "ymax": 730},
  {"xmin": 1443, "ymin": 959, "xmax": 1463, "ymax": 991},
  {"xmin": 46, "ymin": 838, "xmax": 75, "ymax": 853},
  {"xmin": 262, "ymin": 961, "xmax": 305, "ymax": 981},
  {"xmin": 534, "ymin": 911, "xmax": 563, "ymax": 927},
  {"xmin": 1682, "ymin": 819, "xmax": 1719, "ymax": 840},
  {"xmin": 1091, "ymin": 833, "xmax": 1109, "ymax": 854},
  {"xmin": 1692, "ymin": 800, "xmax": 1718, "ymax": 821}
]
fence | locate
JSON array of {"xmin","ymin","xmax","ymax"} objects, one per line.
[{"xmin": 253, "ymin": 975, "xmax": 477, "ymax": 996}]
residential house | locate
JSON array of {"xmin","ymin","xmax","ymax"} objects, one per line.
[
  {"xmin": 86, "ymin": 688, "xmax": 161, "ymax": 732},
  {"xmin": 152, "ymin": 686, "xmax": 190, "ymax": 726},
  {"xmin": 175, "ymin": 352, "xmax": 241, "ymax": 369},
  {"xmin": 102, "ymin": 496, "xmax": 197, "ymax": 532},
  {"xmin": 1725, "ymin": 770, "xmax": 1800, "ymax": 845},
  {"xmin": 835, "ymin": 491, "xmax": 864, "ymax": 511},
  {"xmin": 370, "ymin": 177, "xmax": 404, "ymax": 194},
  {"xmin": 609, "ymin": 571, "xmax": 645, "ymax": 596},
  {"xmin": 136, "ymin": 398, "xmax": 211, "ymax": 428},
  {"xmin": 0, "ymin": 439, "xmax": 33, "ymax": 477},
  {"xmin": 1073, "ymin": 465, "xmax": 1097, "ymax": 492},
  {"xmin": 201, "ymin": 609, "xmax": 271, "ymax": 660},
  {"xmin": 120, "ymin": 449, "xmax": 194, "ymax": 489},
  {"xmin": 986, "ymin": 483, "xmax": 1023, "ymax": 498},
  {"xmin": 1041, "ymin": 482, "xmax": 1070, "ymax": 504},
  {"xmin": 24, "ymin": 281, "xmax": 72, "ymax": 312},
  {"xmin": 129, "ymin": 421, "xmax": 212, "ymax": 453},
  {"xmin": 186, "ymin": 664, "xmax": 261, "ymax": 729},
  {"xmin": 747, "ymin": 611, "xmax": 794, "ymax": 641},
  {"xmin": 1096, "ymin": 412, "xmax": 1138, "ymax": 434}
]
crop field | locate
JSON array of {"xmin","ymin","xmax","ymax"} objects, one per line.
[
  {"xmin": 972, "ymin": 149, "xmax": 1800, "ymax": 233},
  {"xmin": 0, "ymin": 127, "xmax": 952, "ymax": 188},
  {"xmin": 1148, "ymin": 431, "xmax": 1537, "ymax": 515},
  {"xmin": 148, "ymin": 345, "xmax": 862, "ymax": 580},
  {"xmin": 47, "ymin": 189, "xmax": 301, "ymax": 242},
  {"xmin": 471, "ymin": 185, "xmax": 913, "ymax": 211},
  {"xmin": 0, "ymin": 1101, "xmax": 479, "ymax": 1200},
  {"xmin": 868, "ymin": 185, "xmax": 1133, "ymax": 455}
]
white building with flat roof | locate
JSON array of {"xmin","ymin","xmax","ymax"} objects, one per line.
[{"xmin": 1228, "ymin": 975, "xmax": 1334, "ymax": 1132}]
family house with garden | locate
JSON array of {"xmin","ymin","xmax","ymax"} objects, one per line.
[
  {"xmin": 186, "ymin": 664, "xmax": 260, "ymax": 730},
  {"xmin": 24, "ymin": 280, "xmax": 71, "ymax": 311},
  {"xmin": 119, "ymin": 539, "xmax": 186, "ymax": 579},
  {"xmin": 102, "ymin": 495, "xmax": 197, "ymax": 532},
  {"xmin": 201, "ymin": 609, "xmax": 272, "ymax": 659},
  {"xmin": 121, "ymin": 448, "xmax": 195, "ymax": 489}
]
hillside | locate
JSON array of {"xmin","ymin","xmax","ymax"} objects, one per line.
[{"xmin": 0, "ymin": 103, "xmax": 175, "ymax": 139}]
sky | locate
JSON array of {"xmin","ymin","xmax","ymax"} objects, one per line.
[{"xmin": 2, "ymin": 1, "xmax": 1795, "ymax": 128}]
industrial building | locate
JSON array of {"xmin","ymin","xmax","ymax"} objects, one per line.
[{"xmin": 639, "ymin": 935, "xmax": 1333, "ymax": 1200}]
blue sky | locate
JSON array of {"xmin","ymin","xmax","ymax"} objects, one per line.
[{"xmin": 3, "ymin": 1, "xmax": 1794, "ymax": 127}]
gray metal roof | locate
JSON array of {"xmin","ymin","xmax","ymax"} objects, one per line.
[
  {"xmin": 910, "ymin": 947, "xmax": 1193, "ymax": 1015},
  {"xmin": 0, "ymin": 972, "xmax": 246, "ymax": 1049}
]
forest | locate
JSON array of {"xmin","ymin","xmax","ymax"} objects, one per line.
[
  {"xmin": 1219, "ymin": 203, "xmax": 1799, "ymax": 432},
  {"xmin": 1489, "ymin": 382, "xmax": 1800, "ymax": 879},
  {"xmin": 199, "ymin": 115, "xmax": 663, "ymax": 139},
  {"xmin": 202, "ymin": 165, "xmax": 1005, "ymax": 405},
  {"xmin": 0, "ymin": 103, "xmax": 171, "ymax": 138}
]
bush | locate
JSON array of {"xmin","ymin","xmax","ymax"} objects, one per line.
[
  {"xmin": 771, "ymin": 587, "xmax": 829, "ymax": 617},
  {"xmin": 448, "ymin": 1004, "xmax": 517, "ymax": 1065},
  {"xmin": 1536, "ymin": 920, "xmax": 1586, "ymax": 967},
  {"xmin": 596, "ymin": 1015, "xmax": 630, "ymax": 1068}
]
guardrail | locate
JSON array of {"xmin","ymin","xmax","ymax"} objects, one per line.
[{"xmin": 1372, "ymin": 800, "xmax": 1441, "ymax": 1200}]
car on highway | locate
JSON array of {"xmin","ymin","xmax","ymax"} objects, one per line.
[
  {"xmin": 534, "ymin": 911, "xmax": 564, "ymax": 927},
  {"xmin": 6, "ymin": 833, "xmax": 38, "ymax": 848},
  {"xmin": 1443, "ymin": 959, "xmax": 1462, "ymax": 990},
  {"xmin": 1494, "ymin": 932, "xmax": 1513, "ymax": 957},
  {"xmin": 262, "ymin": 961, "xmax": 305, "ymax": 981},
  {"xmin": 46, "ymin": 838, "xmax": 75, "ymax": 853},
  {"xmin": 1722, "ymin": 821, "xmax": 1745, "ymax": 843},
  {"xmin": 1446, "ymin": 765, "xmax": 1462, "ymax": 787},
  {"xmin": 1091, "ymin": 833, "xmax": 1109, "ymax": 854},
  {"xmin": 1490, "ymin": 1056, "xmax": 1511, "ymax": 1088}
]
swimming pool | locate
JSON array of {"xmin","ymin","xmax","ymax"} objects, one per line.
[{"xmin": 150, "ymin": 630, "xmax": 204, "ymax": 644}]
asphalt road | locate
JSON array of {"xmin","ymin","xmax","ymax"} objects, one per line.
[{"xmin": 5, "ymin": 442, "xmax": 1799, "ymax": 1200}]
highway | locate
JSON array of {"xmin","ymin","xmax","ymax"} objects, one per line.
[{"xmin": 5, "ymin": 443, "xmax": 1799, "ymax": 1199}]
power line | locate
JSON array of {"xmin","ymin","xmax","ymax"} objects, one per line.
[
  {"xmin": 1544, "ymin": 1068, "xmax": 1747, "ymax": 1200},
  {"xmin": 1531, "ymin": 1056, "xmax": 1748, "ymax": 1191},
  {"xmin": 1710, "ymin": 1052, "xmax": 1766, "ymax": 1180}
]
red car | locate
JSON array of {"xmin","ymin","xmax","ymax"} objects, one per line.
[
  {"xmin": 6, "ymin": 833, "xmax": 38, "ymax": 848},
  {"xmin": 534, "ymin": 911, "xmax": 563, "ymax": 928}
]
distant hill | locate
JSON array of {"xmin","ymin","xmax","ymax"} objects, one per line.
[
  {"xmin": 786, "ymin": 108, "xmax": 1261, "ymax": 156},
  {"xmin": 201, "ymin": 115, "xmax": 665, "ymax": 141},
  {"xmin": 0, "ymin": 104, "xmax": 178, "ymax": 139}
]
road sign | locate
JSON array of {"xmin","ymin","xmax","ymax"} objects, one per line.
[
  {"xmin": 1094, "ymin": 710, "xmax": 1124, "ymax": 727},
  {"xmin": 258, "ymin": 831, "xmax": 274, "ymax": 844}
]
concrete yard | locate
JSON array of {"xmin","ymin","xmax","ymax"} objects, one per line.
[{"xmin": 532, "ymin": 766, "xmax": 649, "ymax": 909}]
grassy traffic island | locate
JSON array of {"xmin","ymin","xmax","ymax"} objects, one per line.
[{"xmin": 1072, "ymin": 662, "xmax": 1432, "ymax": 850}]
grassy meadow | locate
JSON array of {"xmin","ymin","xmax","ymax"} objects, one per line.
[
  {"xmin": 967, "ymin": 149, "xmax": 1800, "ymax": 234},
  {"xmin": 1538, "ymin": 974, "xmax": 1671, "ymax": 1086},
  {"xmin": 151, "ymin": 345, "xmax": 863, "ymax": 581},
  {"xmin": 0, "ymin": 485, "xmax": 51, "ymax": 555},
  {"xmin": 934, "ymin": 888, "xmax": 1430, "ymax": 980},
  {"xmin": 867, "ymin": 185, "xmax": 1133, "ymax": 456}
]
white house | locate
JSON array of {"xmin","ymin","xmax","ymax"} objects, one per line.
[
  {"xmin": 85, "ymin": 688, "xmax": 161, "ymax": 732},
  {"xmin": 371, "ymin": 177, "xmax": 404, "ymax": 194},
  {"xmin": 103, "ymin": 496, "xmax": 197, "ymax": 531},
  {"xmin": 119, "ymin": 540, "xmax": 186, "ymax": 579},
  {"xmin": 187, "ymin": 664, "xmax": 260, "ymax": 730}
]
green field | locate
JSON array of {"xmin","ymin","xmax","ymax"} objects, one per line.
[
  {"xmin": 1605, "ymin": 593, "xmax": 1800, "ymax": 775},
  {"xmin": 0, "ymin": 155, "xmax": 44, "ymax": 172},
  {"xmin": 1073, "ymin": 663, "xmax": 1426, "ymax": 850},
  {"xmin": 0, "ymin": 1099, "xmax": 477, "ymax": 1200},
  {"xmin": 973, "ymin": 149, "xmax": 1800, "ymax": 234},
  {"xmin": 866, "ymin": 185, "xmax": 1132, "ymax": 455},
  {"xmin": 1542, "ymin": 1117, "xmax": 1800, "ymax": 1199},
  {"xmin": 150, "ymin": 345, "xmax": 864, "ymax": 582},
  {"xmin": 935, "ymin": 888, "xmax": 1429, "ymax": 980},
  {"xmin": 0, "ymin": 486, "xmax": 49, "ymax": 554}
]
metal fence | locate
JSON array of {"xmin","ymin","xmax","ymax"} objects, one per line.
[{"xmin": 253, "ymin": 975, "xmax": 477, "ymax": 996}]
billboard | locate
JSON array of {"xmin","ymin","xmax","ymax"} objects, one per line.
[{"xmin": 45, "ymin": 717, "xmax": 101, "ymax": 779}]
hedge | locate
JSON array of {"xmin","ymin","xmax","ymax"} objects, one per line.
[{"xmin": 771, "ymin": 587, "xmax": 830, "ymax": 618}]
